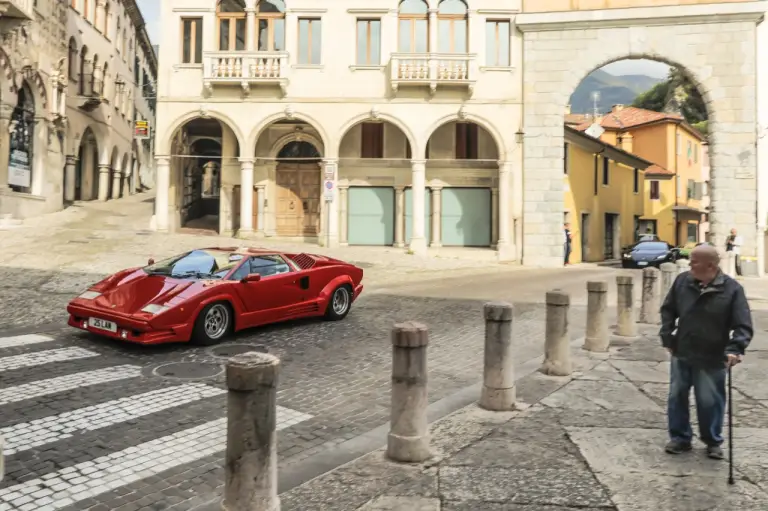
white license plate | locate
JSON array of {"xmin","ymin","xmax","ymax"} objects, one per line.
[
  {"xmin": 88, "ymin": 317, "xmax": 117, "ymax": 332},
  {"xmin": 638, "ymin": 261, "xmax": 648, "ymax": 266}
]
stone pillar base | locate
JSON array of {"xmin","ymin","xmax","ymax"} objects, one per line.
[
  {"xmin": 236, "ymin": 229, "xmax": 255, "ymax": 239},
  {"xmin": 386, "ymin": 432, "xmax": 431, "ymax": 463},
  {"xmin": 408, "ymin": 237, "xmax": 428, "ymax": 256},
  {"xmin": 496, "ymin": 242, "xmax": 517, "ymax": 262},
  {"xmin": 610, "ymin": 334, "xmax": 640, "ymax": 346}
]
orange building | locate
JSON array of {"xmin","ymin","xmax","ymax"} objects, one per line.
[{"xmin": 574, "ymin": 105, "xmax": 707, "ymax": 246}]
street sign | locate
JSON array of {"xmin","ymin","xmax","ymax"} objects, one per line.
[
  {"xmin": 323, "ymin": 179, "xmax": 334, "ymax": 201},
  {"xmin": 134, "ymin": 120, "xmax": 150, "ymax": 140},
  {"xmin": 324, "ymin": 167, "xmax": 334, "ymax": 180}
]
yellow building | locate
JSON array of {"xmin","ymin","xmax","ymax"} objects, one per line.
[
  {"xmin": 575, "ymin": 105, "xmax": 707, "ymax": 246},
  {"xmin": 563, "ymin": 126, "xmax": 657, "ymax": 263}
]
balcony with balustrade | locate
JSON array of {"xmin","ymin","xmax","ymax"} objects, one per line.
[
  {"xmin": 389, "ymin": 53, "xmax": 477, "ymax": 96},
  {"xmin": 203, "ymin": 51, "xmax": 289, "ymax": 97},
  {"xmin": 0, "ymin": 0, "xmax": 33, "ymax": 24},
  {"xmin": 522, "ymin": 0, "xmax": 755, "ymax": 13}
]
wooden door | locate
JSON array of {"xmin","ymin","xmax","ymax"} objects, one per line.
[{"xmin": 276, "ymin": 164, "xmax": 320, "ymax": 237}]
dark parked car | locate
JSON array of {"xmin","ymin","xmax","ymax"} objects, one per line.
[{"xmin": 621, "ymin": 241, "xmax": 679, "ymax": 269}]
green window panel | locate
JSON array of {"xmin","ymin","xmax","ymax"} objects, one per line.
[
  {"xmin": 404, "ymin": 187, "xmax": 432, "ymax": 245},
  {"xmin": 347, "ymin": 187, "xmax": 395, "ymax": 246},
  {"xmin": 441, "ymin": 188, "xmax": 492, "ymax": 247}
]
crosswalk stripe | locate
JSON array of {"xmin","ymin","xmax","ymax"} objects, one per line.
[
  {"xmin": 0, "ymin": 347, "xmax": 99, "ymax": 372},
  {"xmin": 1, "ymin": 383, "xmax": 228, "ymax": 455},
  {"xmin": 0, "ymin": 334, "xmax": 55, "ymax": 349},
  {"xmin": 0, "ymin": 365, "xmax": 143, "ymax": 406},
  {"xmin": 0, "ymin": 407, "xmax": 313, "ymax": 510}
]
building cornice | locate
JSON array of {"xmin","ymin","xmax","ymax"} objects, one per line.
[
  {"xmin": 515, "ymin": 1, "xmax": 765, "ymax": 32},
  {"xmin": 287, "ymin": 8, "xmax": 328, "ymax": 15},
  {"xmin": 346, "ymin": 8, "xmax": 391, "ymax": 15},
  {"xmin": 476, "ymin": 9, "xmax": 520, "ymax": 16}
]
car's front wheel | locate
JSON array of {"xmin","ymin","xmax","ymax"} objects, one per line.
[
  {"xmin": 191, "ymin": 302, "xmax": 232, "ymax": 345},
  {"xmin": 325, "ymin": 284, "xmax": 352, "ymax": 321}
]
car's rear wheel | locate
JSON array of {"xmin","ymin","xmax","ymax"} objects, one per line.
[
  {"xmin": 191, "ymin": 302, "xmax": 232, "ymax": 345},
  {"xmin": 325, "ymin": 284, "xmax": 352, "ymax": 321}
]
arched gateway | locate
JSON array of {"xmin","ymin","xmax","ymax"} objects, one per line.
[{"xmin": 516, "ymin": 1, "xmax": 764, "ymax": 270}]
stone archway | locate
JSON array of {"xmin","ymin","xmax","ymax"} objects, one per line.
[{"xmin": 515, "ymin": 3, "xmax": 762, "ymax": 269}]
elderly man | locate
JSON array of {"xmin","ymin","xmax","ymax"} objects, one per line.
[{"xmin": 660, "ymin": 244, "xmax": 753, "ymax": 459}]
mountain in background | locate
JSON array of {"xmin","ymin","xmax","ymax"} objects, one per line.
[{"xmin": 569, "ymin": 69, "xmax": 664, "ymax": 114}]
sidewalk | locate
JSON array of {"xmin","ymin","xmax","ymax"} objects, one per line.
[{"xmin": 279, "ymin": 324, "xmax": 768, "ymax": 511}]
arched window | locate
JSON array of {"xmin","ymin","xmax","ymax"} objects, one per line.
[
  {"xmin": 101, "ymin": 62, "xmax": 109, "ymax": 96},
  {"xmin": 122, "ymin": 29, "xmax": 127, "ymax": 58},
  {"xmin": 116, "ymin": 17, "xmax": 121, "ymax": 53},
  {"xmin": 437, "ymin": 0, "xmax": 467, "ymax": 53},
  {"xmin": 8, "ymin": 84, "xmax": 35, "ymax": 192},
  {"xmin": 68, "ymin": 38, "xmax": 78, "ymax": 81},
  {"xmin": 256, "ymin": 0, "xmax": 285, "ymax": 51},
  {"xmin": 79, "ymin": 46, "xmax": 88, "ymax": 95},
  {"xmin": 277, "ymin": 141, "xmax": 320, "ymax": 161},
  {"xmin": 83, "ymin": 0, "xmax": 89, "ymax": 21},
  {"xmin": 398, "ymin": 0, "xmax": 428, "ymax": 53},
  {"xmin": 103, "ymin": 2, "xmax": 110, "ymax": 37},
  {"xmin": 217, "ymin": 0, "xmax": 246, "ymax": 51},
  {"xmin": 91, "ymin": 54, "xmax": 99, "ymax": 96}
]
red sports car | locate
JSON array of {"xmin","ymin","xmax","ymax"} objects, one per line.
[{"xmin": 67, "ymin": 247, "xmax": 364, "ymax": 345}]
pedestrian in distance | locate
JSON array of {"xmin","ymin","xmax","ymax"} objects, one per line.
[
  {"xmin": 563, "ymin": 222, "xmax": 572, "ymax": 266},
  {"xmin": 660, "ymin": 244, "xmax": 753, "ymax": 459},
  {"xmin": 725, "ymin": 228, "xmax": 743, "ymax": 276}
]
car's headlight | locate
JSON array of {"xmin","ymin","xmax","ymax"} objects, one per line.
[
  {"xmin": 78, "ymin": 290, "xmax": 101, "ymax": 300},
  {"xmin": 623, "ymin": 254, "xmax": 632, "ymax": 259},
  {"xmin": 656, "ymin": 254, "xmax": 667, "ymax": 259},
  {"xmin": 141, "ymin": 304, "xmax": 170, "ymax": 315}
]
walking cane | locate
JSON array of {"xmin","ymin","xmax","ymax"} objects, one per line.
[{"xmin": 728, "ymin": 364, "xmax": 735, "ymax": 485}]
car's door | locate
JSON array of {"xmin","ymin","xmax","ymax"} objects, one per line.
[{"xmin": 231, "ymin": 255, "xmax": 304, "ymax": 322}]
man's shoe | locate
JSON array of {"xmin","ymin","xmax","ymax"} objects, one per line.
[
  {"xmin": 665, "ymin": 441, "xmax": 693, "ymax": 454},
  {"xmin": 707, "ymin": 445, "xmax": 724, "ymax": 460}
]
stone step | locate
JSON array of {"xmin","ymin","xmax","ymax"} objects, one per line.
[{"xmin": 0, "ymin": 214, "xmax": 22, "ymax": 229}]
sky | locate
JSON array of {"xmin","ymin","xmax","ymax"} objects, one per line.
[{"xmin": 134, "ymin": 1, "xmax": 670, "ymax": 80}]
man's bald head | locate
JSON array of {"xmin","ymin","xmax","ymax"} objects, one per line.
[{"xmin": 690, "ymin": 243, "xmax": 720, "ymax": 282}]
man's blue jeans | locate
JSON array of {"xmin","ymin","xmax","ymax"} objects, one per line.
[{"xmin": 668, "ymin": 356, "xmax": 727, "ymax": 446}]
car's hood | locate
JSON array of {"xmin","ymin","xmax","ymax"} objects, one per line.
[
  {"xmin": 630, "ymin": 250, "xmax": 667, "ymax": 259},
  {"xmin": 89, "ymin": 270, "xmax": 210, "ymax": 314}
]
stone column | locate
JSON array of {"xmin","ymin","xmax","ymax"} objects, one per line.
[
  {"xmin": 387, "ymin": 321, "xmax": 430, "ymax": 463},
  {"xmin": 615, "ymin": 275, "xmax": 637, "ymax": 338},
  {"xmin": 409, "ymin": 160, "xmax": 427, "ymax": 255},
  {"xmin": 245, "ymin": 7, "xmax": 256, "ymax": 52},
  {"xmin": 111, "ymin": 170, "xmax": 122, "ymax": 199},
  {"xmin": 430, "ymin": 186, "xmax": 441, "ymax": 247},
  {"xmin": 491, "ymin": 188, "xmax": 499, "ymax": 246},
  {"xmin": 97, "ymin": 164, "xmax": 111, "ymax": 201},
  {"xmin": 394, "ymin": 186, "xmax": 405, "ymax": 248},
  {"xmin": 323, "ymin": 158, "xmax": 339, "ymax": 247},
  {"xmin": 219, "ymin": 185, "xmax": 233, "ymax": 235},
  {"xmin": 64, "ymin": 155, "xmax": 77, "ymax": 202},
  {"xmin": 676, "ymin": 258, "xmax": 690, "ymax": 274},
  {"xmin": 239, "ymin": 158, "xmax": 254, "ymax": 236},
  {"xmin": 155, "ymin": 157, "xmax": 170, "ymax": 232},
  {"xmin": 497, "ymin": 161, "xmax": 513, "ymax": 260},
  {"xmin": 95, "ymin": 0, "xmax": 106, "ymax": 33},
  {"xmin": 584, "ymin": 281, "xmax": 609, "ymax": 352},
  {"xmin": 256, "ymin": 185, "xmax": 266, "ymax": 234},
  {"xmin": 479, "ymin": 302, "xmax": 515, "ymax": 411},
  {"xmin": 0, "ymin": 104, "xmax": 13, "ymax": 189},
  {"xmin": 639, "ymin": 267, "xmax": 660, "ymax": 324},
  {"xmin": 222, "ymin": 352, "xmax": 280, "ymax": 511},
  {"xmin": 428, "ymin": 9, "xmax": 438, "ymax": 52},
  {"xmin": 660, "ymin": 262, "xmax": 677, "ymax": 299},
  {"xmin": 339, "ymin": 186, "xmax": 349, "ymax": 246},
  {"xmin": 540, "ymin": 290, "xmax": 571, "ymax": 376}
]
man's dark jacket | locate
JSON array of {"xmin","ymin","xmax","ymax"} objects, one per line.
[{"xmin": 660, "ymin": 271, "xmax": 753, "ymax": 368}]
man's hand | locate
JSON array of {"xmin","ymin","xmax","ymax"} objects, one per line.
[{"xmin": 726, "ymin": 354, "xmax": 743, "ymax": 368}]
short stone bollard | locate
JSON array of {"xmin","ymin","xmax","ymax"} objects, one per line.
[
  {"xmin": 480, "ymin": 302, "xmax": 516, "ymax": 411},
  {"xmin": 387, "ymin": 321, "xmax": 430, "ymax": 463},
  {"xmin": 660, "ymin": 262, "xmax": 677, "ymax": 299},
  {"xmin": 676, "ymin": 258, "xmax": 690, "ymax": 274},
  {"xmin": 223, "ymin": 352, "xmax": 280, "ymax": 511},
  {"xmin": 639, "ymin": 267, "xmax": 661, "ymax": 324},
  {"xmin": 724, "ymin": 251, "xmax": 736, "ymax": 277},
  {"xmin": 615, "ymin": 275, "xmax": 637, "ymax": 339},
  {"xmin": 584, "ymin": 281, "xmax": 609, "ymax": 352},
  {"xmin": 540, "ymin": 290, "xmax": 572, "ymax": 376}
]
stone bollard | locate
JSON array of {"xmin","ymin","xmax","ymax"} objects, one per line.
[
  {"xmin": 480, "ymin": 302, "xmax": 516, "ymax": 411},
  {"xmin": 724, "ymin": 251, "xmax": 736, "ymax": 277},
  {"xmin": 676, "ymin": 259, "xmax": 690, "ymax": 274},
  {"xmin": 660, "ymin": 262, "xmax": 677, "ymax": 299},
  {"xmin": 540, "ymin": 290, "xmax": 572, "ymax": 376},
  {"xmin": 387, "ymin": 321, "xmax": 430, "ymax": 463},
  {"xmin": 639, "ymin": 267, "xmax": 661, "ymax": 324},
  {"xmin": 584, "ymin": 281, "xmax": 609, "ymax": 352},
  {"xmin": 615, "ymin": 275, "xmax": 637, "ymax": 339},
  {"xmin": 223, "ymin": 352, "xmax": 280, "ymax": 511}
]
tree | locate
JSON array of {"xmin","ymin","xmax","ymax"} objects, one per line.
[{"xmin": 632, "ymin": 67, "xmax": 708, "ymax": 129}]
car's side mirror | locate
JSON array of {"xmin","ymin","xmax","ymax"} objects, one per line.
[
  {"xmin": 147, "ymin": 258, "xmax": 155, "ymax": 266},
  {"xmin": 241, "ymin": 273, "xmax": 261, "ymax": 283}
]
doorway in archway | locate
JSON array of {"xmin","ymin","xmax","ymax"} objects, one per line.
[{"xmin": 275, "ymin": 141, "xmax": 321, "ymax": 237}]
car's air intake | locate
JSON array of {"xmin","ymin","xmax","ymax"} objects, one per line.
[{"xmin": 292, "ymin": 253, "xmax": 317, "ymax": 270}]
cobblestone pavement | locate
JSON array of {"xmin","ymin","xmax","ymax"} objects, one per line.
[{"xmin": 279, "ymin": 316, "xmax": 768, "ymax": 511}]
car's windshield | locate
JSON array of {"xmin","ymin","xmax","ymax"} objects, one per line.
[
  {"xmin": 144, "ymin": 250, "xmax": 244, "ymax": 279},
  {"xmin": 635, "ymin": 242, "xmax": 668, "ymax": 251}
]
